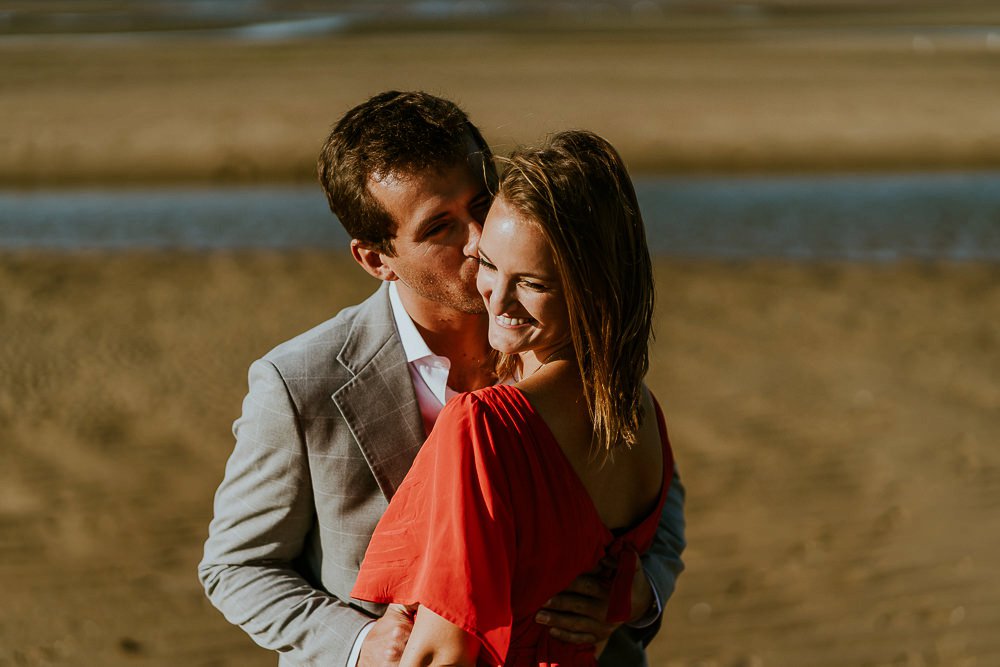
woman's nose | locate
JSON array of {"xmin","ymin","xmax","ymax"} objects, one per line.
[{"xmin": 490, "ymin": 280, "xmax": 516, "ymax": 315}]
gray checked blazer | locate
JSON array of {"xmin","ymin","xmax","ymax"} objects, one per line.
[{"xmin": 199, "ymin": 282, "xmax": 686, "ymax": 667}]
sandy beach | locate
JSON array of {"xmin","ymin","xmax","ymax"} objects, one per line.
[
  {"xmin": 3, "ymin": 2, "xmax": 1000, "ymax": 665},
  {"xmin": 1, "ymin": 253, "xmax": 998, "ymax": 666}
]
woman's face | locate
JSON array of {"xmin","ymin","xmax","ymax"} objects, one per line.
[{"xmin": 476, "ymin": 197, "xmax": 571, "ymax": 360}]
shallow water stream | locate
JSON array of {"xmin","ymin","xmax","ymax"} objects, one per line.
[{"xmin": 1, "ymin": 172, "xmax": 998, "ymax": 260}]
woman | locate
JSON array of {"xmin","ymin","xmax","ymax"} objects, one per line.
[{"xmin": 351, "ymin": 130, "xmax": 674, "ymax": 666}]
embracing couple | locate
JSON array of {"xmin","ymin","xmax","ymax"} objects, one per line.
[{"xmin": 199, "ymin": 91, "xmax": 686, "ymax": 667}]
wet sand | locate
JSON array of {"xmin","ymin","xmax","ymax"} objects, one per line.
[
  {"xmin": 3, "ymin": 3, "xmax": 1000, "ymax": 185},
  {"xmin": 1, "ymin": 253, "xmax": 997, "ymax": 666}
]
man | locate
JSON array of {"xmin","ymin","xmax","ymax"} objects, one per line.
[{"xmin": 199, "ymin": 91, "xmax": 685, "ymax": 667}]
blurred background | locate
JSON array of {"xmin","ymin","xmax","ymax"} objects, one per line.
[{"xmin": 1, "ymin": 1, "xmax": 998, "ymax": 666}]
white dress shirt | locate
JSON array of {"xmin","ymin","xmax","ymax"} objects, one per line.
[{"xmin": 388, "ymin": 281, "xmax": 460, "ymax": 434}]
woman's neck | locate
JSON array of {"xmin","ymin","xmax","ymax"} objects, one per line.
[{"xmin": 515, "ymin": 344, "xmax": 574, "ymax": 382}]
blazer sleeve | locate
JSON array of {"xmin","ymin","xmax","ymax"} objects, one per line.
[
  {"xmin": 632, "ymin": 467, "xmax": 687, "ymax": 646},
  {"xmin": 643, "ymin": 467, "xmax": 687, "ymax": 610},
  {"xmin": 198, "ymin": 358, "xmax": 371, "ymax": 667}
]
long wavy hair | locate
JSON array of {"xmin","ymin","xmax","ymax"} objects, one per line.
[{"xmin": 494, "ymin": 130, "xmax": 654, "ymax": 456}]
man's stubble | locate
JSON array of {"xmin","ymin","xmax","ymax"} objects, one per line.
[{"xmin": 396, "ymin": 255, "xmax": 486, "ymax": 317}]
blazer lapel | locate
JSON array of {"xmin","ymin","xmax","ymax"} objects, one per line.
[{"xmin": 332, "ymin": 283, "xmax": 426, "ymax": 500}]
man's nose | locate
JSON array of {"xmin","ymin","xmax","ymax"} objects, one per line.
[{"xmin": 463, "ymin": 219, "xmax": 483, "ymax": 256}]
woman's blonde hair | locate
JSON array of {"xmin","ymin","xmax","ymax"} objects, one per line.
[{"xmin": 495, "ymin": 130, "xmax": 654, "ymax": 456}]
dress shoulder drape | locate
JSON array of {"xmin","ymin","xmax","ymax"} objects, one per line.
[{"xmin": 351, "ymin": 384, "xmax": 674, "ymax": 666}]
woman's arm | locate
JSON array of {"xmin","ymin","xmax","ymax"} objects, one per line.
[{"xmin": 399, "ymin": 605, "xmax": 481, "ymax": 667}]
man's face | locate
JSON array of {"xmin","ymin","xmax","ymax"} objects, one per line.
[{"xmin": 367, "ymin": 153, "xmax": 491, "ymax": 315}]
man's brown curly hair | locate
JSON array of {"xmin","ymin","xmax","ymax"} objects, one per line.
[{"xmin": 317, "ymin": 91, "xmax": 493, "ymax": 255}]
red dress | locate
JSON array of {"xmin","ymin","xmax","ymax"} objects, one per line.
[{"xmin": 351, "ymin": 384, "xmax": 674, "ymax": 666}]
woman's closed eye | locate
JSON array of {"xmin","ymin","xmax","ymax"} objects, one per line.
[
  {"xmin": 477, "ymin": 256, "xmax": 497, "ymax": 271},
  {"xmin": 519, "ymin": 280, "xmax": 547, "ymax": 292}
]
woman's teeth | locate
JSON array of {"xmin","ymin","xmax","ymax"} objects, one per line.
[{"xmin": 497, "ymin": 315, "xmax": 530, "ymax": 326}]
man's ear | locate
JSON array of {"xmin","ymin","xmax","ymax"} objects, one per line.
[{"xmin": 351, "ymin": 240, "xmax": 398, "ymax": 282}]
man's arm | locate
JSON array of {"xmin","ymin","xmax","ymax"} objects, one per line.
[
  {"xmin": 199, "ymin": 359, "xmax": 376, "ymax": 667},
  {"xmin": 631, "ymin": 468, "xmax": 686, "ymax": 640},
  {"xmin": 535, "ymin": 468, "xmax": 686, "ymax": 650}
]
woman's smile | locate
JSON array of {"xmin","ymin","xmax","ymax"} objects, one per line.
[{"xmin": 495, "ymin": 314, "xmax": 535, "ymax": 328}]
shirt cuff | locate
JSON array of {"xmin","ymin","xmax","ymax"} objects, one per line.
[
  {"xmin": 626, "ymin": 568, "xmax": 663, "ymax": 629},
  {"xmin": 347, "ymin": 620, "xmax": 375, "ymax": 667}
]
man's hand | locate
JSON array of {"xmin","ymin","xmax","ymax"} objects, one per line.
[
  {"xmin": 358, "ymin": 604, "xmax": 415, "ymax": 667},
  {"xmin": 535, "ymin": 571, "xmax": 611, "ymax": 645},
  {"xmin": 628, "ymin": 559, "xmax": 656, "ymax": 625},
  {"xmin": 534, "ymin": 558, "xmax": 655, "ymax": 646}
]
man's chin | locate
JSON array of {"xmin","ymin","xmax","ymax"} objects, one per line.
[
  {"xmin": 452, "ymin": 279, "xmax": 487, "ymax": 314},
  {"xmin": 454, "ymin": 298, "xmax": 487, "ymax": 316},
  {"xmin": 423, "ymin": 289, "xmax": 486, "ymax": 316}
]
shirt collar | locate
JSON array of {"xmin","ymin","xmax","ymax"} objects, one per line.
[{"xmin": 388, "ymin": 281, "xmax": 439, "ymax": 364}]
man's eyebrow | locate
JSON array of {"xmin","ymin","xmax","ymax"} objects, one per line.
[{"xmin": 418, "ymin": 190, "xmax": 491, "ymax": 232}]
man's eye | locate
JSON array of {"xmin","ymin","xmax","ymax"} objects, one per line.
[{"xmin": 425, "ymin": 222, "xmax": 450, "ymax": 237}]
